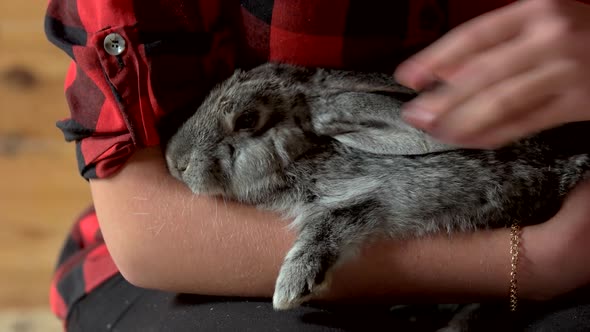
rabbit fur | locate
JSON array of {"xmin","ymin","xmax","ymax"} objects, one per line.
[{"xmin": 164, "ymin": 62, "xmax": 590, "ymax": 312}]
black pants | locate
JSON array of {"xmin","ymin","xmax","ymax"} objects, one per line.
[{"xmin": 66, "ymin": 273, "xmax": 590, "ymax": 332}]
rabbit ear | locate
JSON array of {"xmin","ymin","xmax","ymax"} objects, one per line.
[
  {"xmin": 253, "ymin": 62, "xmax": 420, "ymax": 97},
  {"xmin": 318, "ymin": 69, "xmax": 419, "ymax": 98},
  {"xmin": 231, "ymin": 63, "xmax": 458, "ymax": 155},
  {"xmin": 310, "ymin": 89, "xmax": 458, "ymax": 155}
]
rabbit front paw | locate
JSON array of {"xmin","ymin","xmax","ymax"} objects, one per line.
[{"xmin": 272, "ymin": 256, "xmax": 331, "ymax": 310}]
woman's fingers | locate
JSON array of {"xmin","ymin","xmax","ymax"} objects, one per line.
[
  {"xmin": 426, "ymin": 60, "xmax": 578, "ymax": 148},
  {"xmin": 394, "ymin": 1, "xmax": 530, "ymax": 90},
  {"xmin": 456, "ymin": 98, "xmax": 563, "ymax": 149},
  {"xmin": 395, "ymin": 0, "xmax": 590, "ymax": 148},
  {"xmin": 399, "ymin": 34, "xmax": 547, "ymax": 130}
]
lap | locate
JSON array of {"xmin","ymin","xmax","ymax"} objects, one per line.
[
  {"xmin": 66, "ymin": 274, "xmax": 453, "ymax": 332},
  {"xmin": 66, "ymin": 273, "xmax": 590, "ymax": 332}
]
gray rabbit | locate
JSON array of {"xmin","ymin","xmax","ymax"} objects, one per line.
[{"xmin": 164, "ymin": 62, "xmax": 590, "ymax": 313}]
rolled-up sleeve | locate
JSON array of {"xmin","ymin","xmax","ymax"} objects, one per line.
[{"xmin": 44, "ymin": 0, "xmax": 237, "ymax": 179}]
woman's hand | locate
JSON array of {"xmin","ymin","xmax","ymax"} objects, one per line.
[
  {"xmin": 394, "ymin": 0, "xmax": 590, "ymax": 149},
  {"xmin": 523, "ymin": 178, "xmax": 590, "ymax": 300}
]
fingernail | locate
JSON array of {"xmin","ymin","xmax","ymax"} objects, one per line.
[
  {"xmin": 395, "ymin": 61, "xmax": 437, "ymax": 90},
  {"xmin": 428, "ymin": 122, "xmax": 474, "ymax": 147},
  {"xmin": 401, "ymin": 104, "xmax": 437, "ymax": 128}
]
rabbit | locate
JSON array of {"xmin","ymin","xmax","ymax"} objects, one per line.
[{"xmin": 164, "ymin": 62, "xmax": 590, "ymax": 314}]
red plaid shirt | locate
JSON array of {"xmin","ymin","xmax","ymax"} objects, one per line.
[{"xmin": 45, "ymin": 0, "xmax": 525, "ymax": 326}]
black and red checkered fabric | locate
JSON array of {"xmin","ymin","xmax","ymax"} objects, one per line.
[{"xmin": 45, "ymin": 0, "xmax": 550, "ymax": 328}]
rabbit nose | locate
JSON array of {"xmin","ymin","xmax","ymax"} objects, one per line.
[
  {"xmin": 177, "ymin": 163, "xmax": 188, "ymax": 173},
  {"xmin": 175, "ymin": 159, "xmax": 189, "ymax": 174},
  {"xmin": 166, "ymin": 156, "xmax": 189, "ymax": 176}
]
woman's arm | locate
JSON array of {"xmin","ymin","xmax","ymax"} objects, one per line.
[{"xmin": 91, "ymin": 146, "xmax": 590, "ymax": 304}]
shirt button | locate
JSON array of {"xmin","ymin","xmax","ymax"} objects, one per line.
[{"xmin": 103, "ymin": 33, "xmax": 126, "ymax": 56}]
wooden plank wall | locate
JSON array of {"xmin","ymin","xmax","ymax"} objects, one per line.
[{"xmin": 0, "ymin": 0, "xmax": 92, "ymax": 314}]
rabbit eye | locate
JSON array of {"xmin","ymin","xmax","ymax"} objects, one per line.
[{"xmin": 234, "ymin": 110, "xmax": 259, "ymax": 132}]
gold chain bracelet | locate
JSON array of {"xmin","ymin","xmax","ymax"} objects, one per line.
[{"xmin": 509, "ymin": 221, "xmax": 521, "ymax": 312}]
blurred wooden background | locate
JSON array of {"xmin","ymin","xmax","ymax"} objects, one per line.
[{"xmin": 0, "ymin": 0, "xmax": 92, "ymax": 330}]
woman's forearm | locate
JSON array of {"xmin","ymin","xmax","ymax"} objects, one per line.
[
  {"xmin": 326, "ymin": 226, "xmax": 537, "ymax": 304},
  {"xmin": 91, "ymin": 146, "xmax": 550, "ymax": 303},
  {"xmin": 91, "ymin": 147, "xmax": 295, "ymax": 296}
]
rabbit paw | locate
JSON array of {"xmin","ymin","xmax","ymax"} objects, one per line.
[{"xmin": 272, "ymin": 258, "xmax": 330, "ymax": 310}]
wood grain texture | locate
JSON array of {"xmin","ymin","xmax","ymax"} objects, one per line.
[
  {"xmin": 1, "ymin": 0, "xmax": 92, "ymax": 314},
  {"xmin": 0, "ymin": 308, "xmax": 62, "ymax": 332}
]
